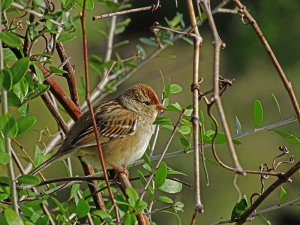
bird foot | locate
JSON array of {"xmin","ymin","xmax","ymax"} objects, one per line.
[{"xmin": 111, "ymin": 164, "xmax": 129, "ymax": 177}]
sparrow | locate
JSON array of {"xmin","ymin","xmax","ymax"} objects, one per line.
[{"xmin": 30, "ymin": 83, "xmax": 165, "ymax": 175}]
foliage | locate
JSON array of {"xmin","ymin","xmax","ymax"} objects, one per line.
[{"xmin": 0, "ymin": 0, "xmax": 299, "ymax": 225}]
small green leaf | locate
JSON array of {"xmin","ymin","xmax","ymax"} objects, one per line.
[
  {"xmin": 11, "ymin": 57, "xmax": 30, "ymax": 84},
  {"xmin": 4, "ymin": 208, "xmax": 24, "ymax": 225},
  {"xmin": 0, "ymin": 151, "xmax": 10, "ymax": 165},
  {"xmin": 139, "ymin": 37, "xmax": 157, "ymax": 47},
  {"xmin": 49, "ymin": 66, "xmax": 66, "ymax": 74},
  {"xmin": 17, "ymin": 116, "xmax": 36, "ymax": 135},
  {"xmin": 1, "ymin": 113, "xmax": 18, "ymax": 138},
  {"xmin": 7, "ymin": 92, "xmax": 21, "ymax": 107},
  {"xmin": 231, "ymin": 195, "xmax": 248, "ymax": 222},
  {"xmin": 166, "ymin": 102, "xmax": 182, "ymax": 112},
  {"xmin": 235, "ymin": 116, "xmax": 242, "ymax": 135},
  {"xmin": 126, "ymin": 187, "xmax": 138, "ymax": 206},
  {"xmin": 57, "ymin": 34, "xmax": 76, "ymax": 42},
  {"xmin": 178, "ymin": 125, "xmax": 191, "ymax": 135},
  {"xmin": 159, "ymin": 179, "xmax": 182, "ymax": 194},
  {"xmin": 0, "ymin": 32, "xmax": 22, "ymax": 49},
  {"xmin": 179, "ymin": 133, "xmax": 190, "ymax": 150},
  {"xmin": 33, "ymin": 64, "xmax": 44, "ymax": 83},
  {"xmin": 253, "ymin": 99, "xmax": 263, "ymax": 128},
  {"xmin": 76, "ymin": 198, "xmax": 90, "ymax": 218},
  {"xmin": 0, "ymin": 69, "xmax": 12, "ymax": 90},
  {"xmin": 18, "ymin": 175, "xmax": 41, "ymax": 185},
  {"xmin": 155, "ymin": 161, "xmax": 167, "ymax": 188},
  {"xmin": 135, "ymin": 199, "xmax": 147, "ymax": 213},
  {"xmin": 169, "ymin": 84, "xmax": 182, "ymax": 94},
  {"xmin": 279, "ymin": 186, "xmax": 287, "ymax": 203},
  {"xmin": 1, "ymin": 0, "xmax": 13, "ymax": 11},
  {"xmin": 174, "ymin": 201, "xmax": 184, "ymax": 212},
  {"xmin": 137, "ymin": 170, "xmax": 147, "ymax": 185},
  {"xmin": 258, "ymin": 215, "xmax": 272, "ymax": 225},
  {"xmin": 272, "ymin": 93, "xmax": 281, "ymax": 118},
  {"xmin": 273, "ymin": 129, "xmax": 300, "ymax": 144},
  {"xmin": 124, "ymin": 214, "xmax": 136, "ymax": 225},
  {"xmin": 157, "ymin": 196, "xmax": 173, "ymax": 204}
]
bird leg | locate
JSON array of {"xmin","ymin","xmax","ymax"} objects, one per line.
[{"xmin": 111, "ymin": 164, "xmax": 129, "ymax": 177}]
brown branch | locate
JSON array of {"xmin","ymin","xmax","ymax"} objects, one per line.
[
  {"xmin": 40, "ymin": 92, "xmax": 69, "ymax": 134},
  {"xmin": 93, "ymin": 2, "xmax": 161, "ymax": 20},
  {"xmin": 36, "ymin": 64, "xmax": 82, "ymax": 121},
  {"xmin": 232, "ymin": 0, "xmax": 300, "ymax": 122},
  {"xmin": 185, "ymin": 0, "xmax": 204, "ymax": 219},
  {"xmin": 201, "ymin": 0, "xmax": 244, "ymax": 174},
  {"xmin": 80, "ymin": 1, "xmax": 120, "ymax": 223},
  {"xmin": 236, "ymin": 161, "xmax": 300, "ymax": 224},
  {"xmin": 56, "ymin": 42, "xmax": 80, "ymax": 107}
]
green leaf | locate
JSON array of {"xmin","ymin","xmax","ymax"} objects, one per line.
[
  {"xmin": 0, "ymin": 150, "xmax": 10, "ymax": 165},
  {"xmin": 155, "ymin": 161, "xmax": 167, "ymax": 188},
  {"xmin": 49, "ymin": 66, "xmax": 66, "ymax": 74},
  {"xmin": 126, "ymin": 187, "xmax": 138, "ymax": 206},
  {"xmin": 7, "ymin": 92, "xmax": 21, "ymax": 107},
  {"xmin": 0, "ymin": 32, "xmax": 22, "ymax": 49},
  {"xmin": 18, "ymin": 175, "xmax": 41, "ymax": 185},
  {"xmin": 76, "ymin": 198, "xmax": 90, "ymax": 218},
  {"xmin": 11, "ymin": 57, "xmax": 30, "ymax": 84},
  {"xmin": 17, "ymin": 116, "xmax": 36, "ymax": 135},
  {"xmin": 166, "ymin": 102, "xmax": 182, "ymax": 112},
  {"xmin": 57, "ymin": 34, "xmax": 76, "ymax": 42},
  {"xmin": 0, "ymin": 69, "xmax": 12, "ymax": 90},
  {"xmin": 179, "ymin": 133, "xmax": 190, "ymax": 150},
  {"xmin": 1, "ymin": 0, "xmax": 13, "ymax": 11},
  {"xmin": 135, "ymin": 199, "xmax": 147, "ymax": 213},
  {"xmin": 76, "ymin": 0, "xmax": 94, "ymax": 10},
  {"xmin": 157, "ymin": 196, "xmax": 173, "ymax": 204},
  {"xmin": 33, "ymin": 64, "xmax": 44, "ymax": 83},
  {"xmin": 273, "ymin": 129, "xmax": 300, "ymax": 144},
  {"xmin": 124, "ymin": 214, "xmax": 136, "ymax": 225},
  {"xmin": 159, "ymin": 179, "xmax": 182, "ymax": 194},
  {"xmin": 137, "ymin": 170, "xmax": 147, "ymax": 185},
  {"xmin": 253, "ymin": 99, "xmax": 264, "ymax": 128},
  {"xmin": 169, "ymin": 84, "xmax": 182, "ymax": 94},
  {"xmin": 139, "ymin": 37, "xmax": 157, "ymax": 47},
  {"xmin": 231, "ymin": 195, "xmax": 248, "ymax": 222},
  {"xmin": 258, "ymin": 215, "xmax": 272, "ymax": 225},
  {"xmin": 174, "ymin": 201, "xmax": 184, "ymax": 212},
  {"xmin": 279, "ymin": 186, "xmax": 287, "ymax": 203},
  {"xmin": 272, "ymin": 93, "xmax": 281, "ymax": 118},
  {"xmin": 4, "ymin": 208, "xmax": 24, "ymax": 225},
  {"xmin": 235, "ymin": 116, "xmax": 242, "ymax": 135},
  {"xmin": 1, "ymin": 113, "xmax": 18, "ymax": 138},
  {"xmin": 178, "ymin": 125, "xmax": 191, "ymax": 135}
]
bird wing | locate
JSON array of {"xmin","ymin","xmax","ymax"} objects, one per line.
[{"xmin": 65, "ymin": 100, "xmax": 138, "ymax": 150}]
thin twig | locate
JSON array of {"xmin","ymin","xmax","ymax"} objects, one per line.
[
  {"xmin": 140, "ymin": 111, "xmax": 184, "ymax": 200},
  {"xmin": 0, "ymin": 14, "xmax": 18, "ymax": 213},
  {"xmin": 93, "ymin": 2, "xmax": 161, "ymax": 20},
  {"xmin": 232, "ymin": 0, "xmax": 300, "ymax": 122},
  {"xmin": 80, "ymin": 0, "xmax": 120, "ymax": 223},
  {"xmin": 186, "ymin": 0, "xmax": 204, "ymax": 218},
  {"xmin": 201, "ymin": 0, "xmax": 244, "ymax": 174},
  {"xmin": 11, "ymin": 2, "xmax": 62, "ymax": 27},
  {"xmin": 56, "ymin": 42, "xmax": 80, "ymax": 107},
  {"xmin": 236, "ymin": 161, "xmax": 300, "ymax": 224}
]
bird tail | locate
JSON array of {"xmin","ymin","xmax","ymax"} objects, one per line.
[{"xmin": 30, "ymin": 151, "xmax": 65, "ymax": 175}]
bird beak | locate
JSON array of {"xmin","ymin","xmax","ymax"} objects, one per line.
[{"xmin": 156, "ymin": 102, "xmax": 166, "ymax": 111}]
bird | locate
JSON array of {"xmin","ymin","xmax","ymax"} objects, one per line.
[{"xmin": 30, "ymin": 83, "xmax": 165, "ymax": 175}]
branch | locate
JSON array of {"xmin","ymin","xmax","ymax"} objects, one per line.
[
  {"xmin": 0, "ymin": 13, "xmax": 18, "ymax": 213},
  {"xmin": 185, "ymin": 0, "xmax": 204, "ymax": 219},
  {"xmin": 232, "ymin": 0, "xmax": 300, "ymax": 122},
  {"xmin": 201, "ymin": 0, "xmax": 244, "ymax": 174},
  {"xmin": 80, "ymin": 0, "xmax": 120, "ymax": 222},
  {"xmin": 236, "ymin": 161, "xmax": 300, "ymax": 224},
  {"xmin": 93, "ymin": 2, "xmax": 161, "ymax": 20}
]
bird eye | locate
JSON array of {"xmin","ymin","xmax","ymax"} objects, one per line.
[{"xmin": 144, "ymin": 101, "xmax": 152, "ymax": 106}]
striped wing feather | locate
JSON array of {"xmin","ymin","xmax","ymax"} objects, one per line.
[{"xmin": 69, "ymin": 100, "xmax": 138, "ymax": 149}]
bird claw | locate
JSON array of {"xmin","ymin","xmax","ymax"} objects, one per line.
[{"xmin": 111, "ymin": 164, "xmax": 129, "ymax": 177}]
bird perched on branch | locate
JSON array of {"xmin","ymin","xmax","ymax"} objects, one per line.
[{"xmin": 30, "ymin": 83, "xmax": 165, "ymax": 175}]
